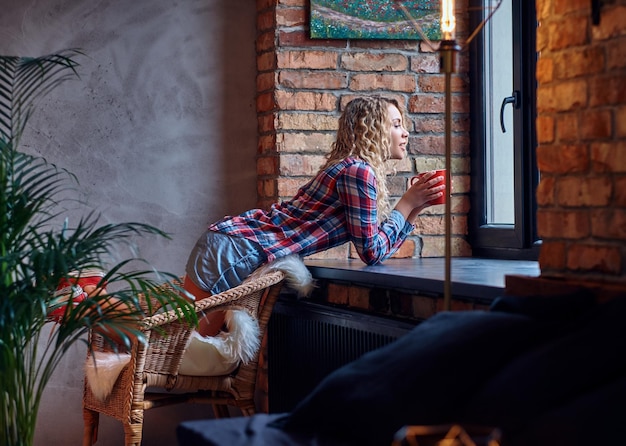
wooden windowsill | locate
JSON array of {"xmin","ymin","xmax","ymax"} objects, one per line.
[{"xmin": 304, "ymin": 257, "xmax": 540, "ymax": 301}]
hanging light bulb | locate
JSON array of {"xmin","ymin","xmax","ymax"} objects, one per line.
[
  {"xmin": 441, "ymin": 0, "xmax": 456, "ymax": 40},
  {"xmin": 395, "ymin": 0, "xmax": 503, "ymax": 311}
]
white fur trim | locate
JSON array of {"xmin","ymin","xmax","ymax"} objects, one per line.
[
  {"xmin": 85, "ymin": 351, "xmax": 131, "ymax": 401},
  {"xmin": 179, "ymin": 309, "xmax": 260, "ymax": 376},
  {"xmin": 246, "ymin": 254, "xmax": 315, "ymax": 298}
]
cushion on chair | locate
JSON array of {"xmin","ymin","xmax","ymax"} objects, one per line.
[
  {"xmin": 84, "ymin": 351, "xmax": 132, "ymax": 401},
  {"xmin": 179, "ymin": 309, "xmax": 260, "ymax": 376}
]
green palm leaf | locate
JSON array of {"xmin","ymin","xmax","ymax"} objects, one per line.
[{"xmin": 0, "ymin": 50, "xmax": 196, "ymax": 446}]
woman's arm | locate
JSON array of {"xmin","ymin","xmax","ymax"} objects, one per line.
[{"xmin": 336, "ymin": 162, "xmax": 413, "ymax": 265}]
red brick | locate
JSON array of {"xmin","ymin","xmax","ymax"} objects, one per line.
[
  {"xmin": 553, "ymin": 47, "xmax": 605, "ymax": 79},
  {"xmin": 554, "ymin": 0, "xmax": 592, "ymax": 15},
  {"xmin": 555, "ymin": 113, "xmax": 580, "ymax": 142},
  {"xmin": 258, "ymin": 134, "xmax": 277, "ymax": 155},
  {"xmin": 257, "ymin": 51, "xmax": 276, "ymax": 72},
  {"xmin": 256, "ymin": 91, "xmax": 276, "ymax": 113},
  {"xmin": 277, "ymin": 50, "xmax": 338, "ymax": 69},
  {"xmin": 589, "ymin": 74, "xmax": 626, "ymax": 107},
  {"xmin": 306, "ymin": 244, "xmax": 347, "ymax": 260},
  {"xmin": 591, "ymin": 209, "xmax": 626, "ymax": 239},
  {"xmin": 257, "ymin": 156, "xmax": 279, "ymax": 176},
  {"xmin": 409, "ymin": 134, "xmax": 469, "ymax": 156},
  {"xmin": 591, "ymin": 141, "xmax": 626, "ymax": 172},
  {"xmin": 349, "ymin": 73, "xmax": 417, "ymax": 93},
  {"xmin": 580, "ymin": 109, "xmax": 612, "ymax": 140},
  {"xmin": 326, "ymin": 283, "xmax": 349, "ymax": 306},
  {"xmin": 278, "ymin": 0, "xmax": 303, "ymax": 6},
  {"xmin": 414, "ymin": 215, "xmax": 444, "ymax": 235},
  {"xmin": 279, "ymin": 154, "xmax": 325, "ymax": 176},
  {"xmin": 617, "ymin": 106, "xmax": 626, "ymax": 138},
  {"xmin": 413, "ymin": 115, "xmax": 444, "ymax": 133},
  {"xmin": 411, "ymin": 53, "xmax": 440, "ymax": 73},
  {"xmin": 257, "ymin": 114, "xmax": 276, "ymax": 133},
  {"xmin": 411, "ymin": 295, "xmax": 437, "ymax": 320},
  {"xmin": 538, "ymin": 241, "xmax": 567, "ymax": 271},
  {"xmin": 409, "ymin": 94, "xmax": 445, "ymax": 114},
  {"xmin": 556, "ymin": 176, "xmax": 612, "ymax": 207},
  {"xmin": 278, "ymin": 70, "xmax": 348, "ymax": 89},
  {"xmin": 347, "ymin": 286, "xmax": 370, "ymax": 310},
  {"xmin": 256, "ymin": 31, "xmax": 275, "ymax": 53},
  {"xmin": 351, "ymin": 39, "xmax": 419, "ymax": 51},
  {"xmin": 547, "ymin": 15, "xmax": 589, "ymax": 50},
  {"xmin": 258, "ymin": 178, "xmax": 277, "ymax": 199},
  {"xmin": 614, "ymin": 177, "xmax": 626, "ymax": 206},
  {"xmin": 275, "ymin": 91, "xmax": 336, "ymax": 111},
  {"xmin": 278, "ymin": 30, "xmax": 347, "ymax": 49},
  {"xmin": 420, "ymin": 236, "xmax": 472, "ymax": 257},
  {"xmin": 410, "ymin": 134, "xmax": 445, "ymax": 155},
  {"xmin": 536, "ymin": 20, "xmax": 550, "ymax": 53},
  {"xmin": 536, "ymin": 0, "xmax": 551, "ymax": 21},
  {"xmin": 418, "ymin": 75, "xmax": 467, "ymax": 93},
  {"xmin": 536, "ymin": 209, "xmax": 590, "ymax": 239},
  {"xmin": 339, "ymin": 93, "xmax": 407, "ymax": 111},
  {"xmin": 278, "ymin": 132, "xmax": 334, "ymax": 153},
  {"xmin": 537, "ymin": 80, "xmax": 588, "ymax": 112},
  {"xmin": 277, "ymin": 176, "xmax": 306, "ymax": 197},
  {"xmin": 391, "ymin": 239, "xmax": 416, "ymax": 258},
  {"xmin": 412, "ymin": 115, "xmax": 468, "ymax": 133},
  {"xmin": 277, "ymin": 112, "xmax": 337, "ymax": 131},
  {"xmin": 257, "ymin": 9, "xmax": 276, "ymax": 32},
  {"xmin": 257, "ymin": 0, "xmax": 276, "ymax": 11},
  {"xmin": 536, "ymin": 56, "xmax": 554, "ymax": 84},
  {"xmin": 536, "ymin": 115, "xmax": 555, "ymax": 143},
  {"xmin": 591, "ymin": 5, "xmax": 626, "ymax": 41},
  {"xmin": 536, "ymin": 175, "xmax": 556, "ymax": 206},
  {"xmin": 566, "ymin": 244, "xmax": 621, "ymax": 275},
  {"xmin": 257, "ymin": 71, "xmax": 277, "ymax": 92},
  {"xmin": 341, "ymin": 53, "xmax": 408, "ymax": 72},
  {"xmin": 606, "ymin": 40, "xmax": 626, "ymax": 70},
  {"xmin": 536, "ymin": 144, "xmax": 589, "ymax": 173},
  {"xmin": 276, "ymin": 7, "xmax": 305, "ymax": 27}
]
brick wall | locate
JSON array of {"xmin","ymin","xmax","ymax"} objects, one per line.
[
  {"xmin": 535, "ymin": 0, "xmax": 626, "ymax": 282},
  {"xmin": 254, "ymin": 0, "xmax": 626, "ymax": 413},
  {"xmin": 255, "ymin": 0, "xmax": 472, "ymax": 260}
]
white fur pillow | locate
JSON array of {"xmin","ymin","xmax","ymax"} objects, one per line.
[
  {"xmin": 178, "ymin": 309, "xmax": 260, "ymax": 376},
  {"xmin": 85, "ymin": 351, "xmax": 131, "ymax": 401}
]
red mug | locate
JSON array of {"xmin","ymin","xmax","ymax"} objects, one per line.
[{"xmin": 410, "ymin": 169, "xmax": 446, "ymax": 205}]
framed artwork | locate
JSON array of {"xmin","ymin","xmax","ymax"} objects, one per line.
[{"xmin": 310, "ymin": 0, "xmax": 442, "ymax": 40}]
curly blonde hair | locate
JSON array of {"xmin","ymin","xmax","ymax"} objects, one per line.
[{"xmin": 320, "ymin": 96, "xmax": 403, "ymax": 222}]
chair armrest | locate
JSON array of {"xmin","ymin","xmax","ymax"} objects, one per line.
[{"xmin": 142, "ymin": 270, "xmax": 285, "ymax": 330}]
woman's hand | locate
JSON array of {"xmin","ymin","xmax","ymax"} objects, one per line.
[{"xmin": 394, "ymin": 171, "xmax": 446, "ymax": 225}]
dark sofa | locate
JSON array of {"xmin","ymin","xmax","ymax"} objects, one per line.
[{"xmin": 177, "ymin": 291, "xmax": 626, "ymax": 446}]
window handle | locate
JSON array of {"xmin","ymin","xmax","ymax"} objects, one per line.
[{"xmin": 499, "ymin": 90, "xmax": 520, "ymax": 133}]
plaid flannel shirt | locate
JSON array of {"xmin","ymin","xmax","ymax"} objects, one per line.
[{"xmin": 209, "ymin": 157, "xmax": 415, "ymax": 265}]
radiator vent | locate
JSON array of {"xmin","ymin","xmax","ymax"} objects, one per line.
[{"xmin": 268, "ymin": 298, "xmax": 416, "ymax": 413}]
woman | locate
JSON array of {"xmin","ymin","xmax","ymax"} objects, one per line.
[{"xmin": 185, "ymin": 96, "xmax": 444, "ymax": 336}]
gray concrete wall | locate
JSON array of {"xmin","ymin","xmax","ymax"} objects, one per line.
[{"xmin": 1, "ymin": 0, "xmax": 258, "ymax": 444}]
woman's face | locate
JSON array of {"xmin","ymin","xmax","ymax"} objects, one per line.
[{"xmin": 387, "ymin": 104, "xmax": 409, "ymax": 160}]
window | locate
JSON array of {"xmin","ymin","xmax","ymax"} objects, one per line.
[{"xmin": 469, "ymin": 0, "xmax": 540, "ymax": 260}]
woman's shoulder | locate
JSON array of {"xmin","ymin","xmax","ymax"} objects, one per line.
[
  {"xmin": 324, "ymin": 157, "xmax": 375, "ymax": 185},
  {"xmin": 332, "ymin": 156, "xmax": 372, "ymax": 172}
]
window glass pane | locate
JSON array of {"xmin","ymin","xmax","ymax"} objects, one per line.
[{"xmin": 483, "ymin": 0, "xmax": 514, "ymax": 224}]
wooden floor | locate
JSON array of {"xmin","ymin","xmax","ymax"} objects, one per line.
[{"xmin": 304, "ymin": 257, "xmax": 540, "ymax": 300}]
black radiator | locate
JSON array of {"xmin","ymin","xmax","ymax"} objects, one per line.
[{"xmin": 267, "ymin": 298, "xmax": 417, "ymax": 413}]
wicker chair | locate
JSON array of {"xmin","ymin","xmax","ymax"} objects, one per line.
[{"xmin": 82, "ymin": 269, "xmax": 285, "ymax": 446}]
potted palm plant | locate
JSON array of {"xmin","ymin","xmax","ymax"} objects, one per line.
[{"xmin": 0, "ymin": 50, "xmax": 196, "ymax": 446}]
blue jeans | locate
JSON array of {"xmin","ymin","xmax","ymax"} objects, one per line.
[{"xmin": 185, "ymin": 230, "xmax": 267, "ymax": 295}]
